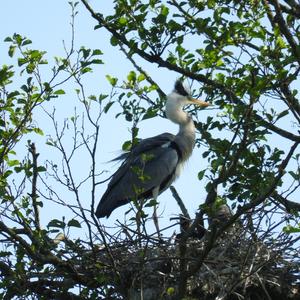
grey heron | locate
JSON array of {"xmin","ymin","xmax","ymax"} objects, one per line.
[{"xmin": 96, "ymin": 80, "xmax": 210, "ymax": 219}]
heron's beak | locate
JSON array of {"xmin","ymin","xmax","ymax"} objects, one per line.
[{"xmin": 188, "ymin": 98, "xmax": 211, "ymax": 108}]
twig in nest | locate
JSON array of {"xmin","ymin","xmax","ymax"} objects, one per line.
[{"xmin": 170, "ymin": 185, "xmax": 190, "ymax": 219}]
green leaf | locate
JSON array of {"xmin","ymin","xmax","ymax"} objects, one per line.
[
  {"xmin": 145, "ymin": 199, "xmax": 158, "ymax": 208},
  {"xmin": 142, "ymin": 109, "xmax": 157, "ymax": 120},
  {"xmin": 92, "ymin": 49, "xmax": 103, "ymax": 55},
  {"xmin": 37, "ymin": 166, "xmax": 46, "ymax": 172},
  {"xmin": 127, "ymin": 71, "xmax": 136, "ymax": 83},
  {"xmin": 283, "ymin": 224, "xmax": 300, "ymax": 234},
  {"xmin": 13, "ymin": 33, "xmax": 23, "ymax": 46},
  {"xmin": 122, "ymin": 140, "xmax": 132, "ymax": 151},
  {"xmin": 91, "ymin": 59, "xmax": 103, "ymax": 65},
  {"xmin": 33, "ymin": 127, "xmax": 44, "ymax": 135},
  {"xmin": 14, "ymin": 166, "xmax": 23, "ymax": 173},
  {"xmin": 276, "ymin": 36, "xmax": 286, "ymax": 49},
  {"xmin": 137, "ymin": 73, "xmax": 146, "ymax": 82},
  {"xmin": 81, "ymin": 67, "xmax": 93, "ymax": 74},
  {"xmin": 53, "ymin": 89, "xmax": 66, "ymax": 95},
  {"xmin": 119, "ymin": 16, "xmax": 128, "ymax": 26},
  {"xmin": 48, "ymin": 219, "xmax": 66, "ymax": 229},
  {"xmin": 81, "ymin": 48, "xmax": 91, "ymax": 59},
  {"xmin": 276, "ymin": 110, "xmax": 289, "ymax": 120},
  {"xmin": 0, "ymin": 251, "xmax": 12, "ymax": 257},
  {"xmin": 289, "ymin": 171, "xmax": 299, "ymax": 180},
  {"xmin": 106, "ymin": 75, "xmax": 118, "ymax": 86},
  {"xmin": 22, "ymin": 39, "xmax": 32, "ymax": 46},
  {"xmin": 198, "ymin": 170, "xmax": 206, "ymax": 180},
  {"xmin": 3, "ymin": 170, "xmax": 13, "ymax": 178},
  {"xmin": 67, "ymin": 219, "xmax": 81, "ymax": 228},
  {"xmin": 110, "ymin": 36, "xmax": 119, "ymax": 46},
  {"xmin": 104, "ymin": 101, "xmax": 114, "ymax": 113},
  {"xmin": 168, "ymin": 20, "xmax": 181, "ymax": 32},
  {"xmin": 4, "ymin": 36, "xmax": 13, "ymax": 42},
  {"xmin": 18, "ymin": 58, "xmax": 27, "ymax": 67},
  {"xmin": 98, "ymin": 94, "xmax": 108, "ymax": 102},
  {"xmin": 166, "ymin": 287, "xmax": 175, "ymax": 296},
  {"xmin": 160, "ymin": 5, "xmax": 169, "ymax": 17},
  {"xmin": 0, "ymin": 65, "xmax": 14, "ymax": 85},
  {"xmin": 8, "ymin": 45, "xmax": 16, "ymax": 57},
  {"xmin": 207, "ymin": 0, "xmax": 216, "ymax": 8},
  {"xmin": 7, "ymin": 160, "xmax": 20, "ymax": 167}
]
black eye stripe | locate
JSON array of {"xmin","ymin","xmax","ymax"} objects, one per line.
[{"xmin": 174, "ymin": 80, "xmax": 189, "ymax": 96}]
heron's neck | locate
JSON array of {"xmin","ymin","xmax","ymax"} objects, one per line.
[
  {"xmin": 176, "ymin": 115, "xmax": 196, "ymax": 161},
  {"xmin": 166, "ymin": 103, "xmax": 196, "ymax": 161},
  {"xmin": 178, "ymin": 114, "xmax": 196, "ymax": 136}
]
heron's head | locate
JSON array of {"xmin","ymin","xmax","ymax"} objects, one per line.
[{"xmin": 167, "ymin": 80, "xmax": 210, "ymax": 111}]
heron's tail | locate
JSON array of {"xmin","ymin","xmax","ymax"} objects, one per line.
[{"xmin": 95, "ymin": 200, "xmax": 112, "ymax": 218}]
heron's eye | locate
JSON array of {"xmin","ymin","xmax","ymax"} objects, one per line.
[{"xmin": 175, "ymin": 80, "xmax": 189, "ymax": 96}]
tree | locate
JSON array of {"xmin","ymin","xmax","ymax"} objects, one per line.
[{"xmin": 0, "ymin": 0, "xmax": 300, "ymax": 299}]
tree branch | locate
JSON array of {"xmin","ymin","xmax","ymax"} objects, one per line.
[
  {"xmin": 81, "ymin": 0, "xmax": 300, "ymax": 143},
  {"xmin": 271, "ymin": 191, "xmax": 300, "ymax": 213},
  {"xmin": 170, "ymin": 186, "xmax": 190, "ymax": 219},
  {"xmin": 217, "ymin": 140, "xmax": 299, "ymax": 234},
  {"xmin": 266, "ymin": 0, "xmax": 300, "ymax": 65},
  {"xmin": 29, "ymin": 142, "xmax": 41, "ymax": 230}
]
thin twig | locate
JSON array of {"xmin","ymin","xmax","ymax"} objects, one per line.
[
  {"xmin": 170, "ymin": 186, "xmax": 190, "ymax": 219},
  {"xmin": 29, "ymin": 143, "xmax": 41, "ymax": 230}
]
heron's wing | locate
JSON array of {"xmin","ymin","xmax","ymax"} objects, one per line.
[
  {"xmin": 96, "ymin": 137, "xmax": 180, "ymax": 218},
  {"xmin": 111, "ymin": 133, "xmax": 176, "ymax": 162},
  {"xmin": 131, "ymin": 133, "xmax": 175, "ymax": 155}
]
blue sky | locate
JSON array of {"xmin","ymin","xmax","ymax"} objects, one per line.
[
  {"xmin": 1, "ymin": 1, "xmax": 214, "ymax": 236},
  {"xmin": 2, "ymin": 1, "xmax": 299, "ymax": 239}
]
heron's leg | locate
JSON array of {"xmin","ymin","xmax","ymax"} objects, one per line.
[
  {"xmin": 152, "ymin": 187, "xmax": 161, "ymax": 238},
  {"xmin": 153, "ymin": 204, "xmax": 160, "ymax": 236}
]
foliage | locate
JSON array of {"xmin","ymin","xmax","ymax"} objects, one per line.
[{"xmin": 0, "ymin": 0, "xmax": 300, "ymax": 299}]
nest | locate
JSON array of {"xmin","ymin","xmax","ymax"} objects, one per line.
[{"xmin": 89, "ymin": 222, "xmax": 300, "ymax": 300}]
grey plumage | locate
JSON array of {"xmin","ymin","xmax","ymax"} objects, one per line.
[
  {"xmin": 96, "ymin": 81, "xmax": 209, "ymax": 218},
  {"xmin": 96, "ymin": 133, "xmax": 180, "ymax": 218}
]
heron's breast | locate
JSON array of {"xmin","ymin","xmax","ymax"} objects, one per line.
[{"xmin": 174, "ymin": 161, "xmax": 184, "ymax": 179}]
